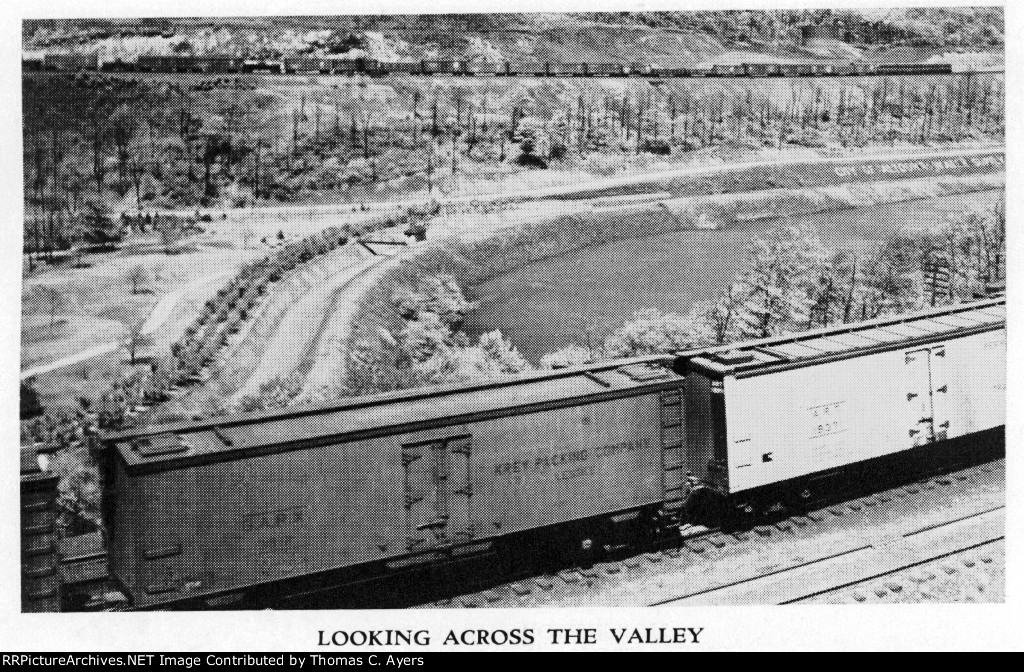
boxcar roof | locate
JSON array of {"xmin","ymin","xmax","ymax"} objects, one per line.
[
  {"xmin": 107, "ymin": 357, "xmax": 681, "ymax": 472},
  {"xmin": 679, "ymin": 297, "xmax": 1005, "ymax": 379}
]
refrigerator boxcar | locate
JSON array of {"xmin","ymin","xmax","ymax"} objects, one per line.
[
  {"xmin": 676, "ymin": 298, "xmax": 1005, "ymax": 521},
  {"xmin": 97, "ymin": 298, "xmax": 1004, "ymax": 609},
  {"xmin": 102, "ymin": 359, "xmax": 684, "ymax": 609}
]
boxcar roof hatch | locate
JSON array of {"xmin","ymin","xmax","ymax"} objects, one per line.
[{"xmin": 110, "ymin": 359, "xmax": 683, "ymax": 471}]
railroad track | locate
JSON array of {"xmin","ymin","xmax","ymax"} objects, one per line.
[
  {"xmin": 419, "ymin": 459, "xmax": 1004, "ymax": 608},
  {"xmin": 22, "ymin": 69, "xmax": 1005, "ymax": 81}
]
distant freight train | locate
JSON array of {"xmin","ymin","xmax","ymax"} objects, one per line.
[
  {"xmin": 92, "ymin": 298, "xmax": 1004, "ymax": 609},
  {"xmin": 22, "ymin": 51, "xmax": 956, "ymax": 78}
]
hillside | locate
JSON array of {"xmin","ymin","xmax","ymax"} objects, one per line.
[{"xmin": 24, "ymin": 9, "xmax": 1003, "ymax": 64}]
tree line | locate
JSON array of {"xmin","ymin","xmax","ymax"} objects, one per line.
[{"xmin": 24, "ymin": 72, "xmax": 1004, "ymax": 262}]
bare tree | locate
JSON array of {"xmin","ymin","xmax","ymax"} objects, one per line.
[
  {"xmin": 38, "ymin": 286, "xmax": 69, "ymax": 330},
  {"xmin": 121, "ymin": 308, "xmax": 153, "ymax": 366},
  {"xmin": 127, "ymin": 264, "xmax": 149, "ymax": 295}
]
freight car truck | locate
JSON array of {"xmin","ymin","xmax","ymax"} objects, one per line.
[
  {"xmin": 101, "ymin": 359, "xmax": 685, "ymax": 609},
  {"xmin": 675, "ymin": 298, "xmax": 1005, "ymax": 524}
]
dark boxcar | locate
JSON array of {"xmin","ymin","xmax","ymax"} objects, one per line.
[
  {"xmin": 358, "ymin": 58, "xmax": 382, "ymax": 75},
  {"xmin": 505, "ymin": 61, "xmax": 547, "ymax": 76},
  {"xmin": 102, "ymin": 358, "xmax": 683, "ymax": 609},
  {"xmin": 464, "ymin": 60, "xmax": 500, "ymax": 75},
  {"xmin": 661, "ymin": 67, "xmax": 694, "ymax": 77},
  {"xmin": 876, "ymin": 63, "xmax": 952, "ymax": 75},
  {"xmin": 288, "ymin": 57, "xmax": 337, "ymax": 74},
  {"xmin": 136, "ymin": 55, "xmax": 161, "ymax": 72},
  {"xmin": 99, "ymin": 58, "xmax": 135, "ymax": 72},
  {"xmin": 45, "ymin": 52, "xmax": 99, "ymax": 72},
  {"xmin": 524, "ymin": 62, "xmax": 545, "ymax": 76},
  {"xmin": 710, "ymin": 64, "xmax": 743, "ymax": 77},
  {"xmin": 197, "ymin": 57, "xmax": 242, "ymax": 74},
  {"xmin": 552, "ymin": 62, "xmax": 588, "ymax": 77},
  {"xmin": 379, "ymin": 60, "xmax": 420, "ymax": 75},
  {"xmin": 421, "ymin": 60, "xmax": 460, "ymax": 75},
  {"xmin": 242, "ymin": 59, "xmax": 285, "ymax": 74},
  {"xmin": 743, "ymin": 63, "xmax": 782, "ymax": 77},
  {"xmin": 325, "ymin": 57, "xmax": 365, "ymax": 75},
  {"xmin": 589, "ymin": 63, "xmax": 626, "ymax": 77}
]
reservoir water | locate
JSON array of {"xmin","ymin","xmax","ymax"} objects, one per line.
[{"xmin": 463, "ymin": 190, "xmax": 1003, "ymax": 363}]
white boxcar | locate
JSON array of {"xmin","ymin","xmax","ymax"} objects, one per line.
[{"xmin": 678, "ymin": 299, "xmax": 1005, "ymax": 508}]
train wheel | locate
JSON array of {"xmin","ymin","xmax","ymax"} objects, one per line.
[
  {"xmin": 684, "ymin": 486, "xmax": 726, "ymax": 527},
  {"xmin": 578, "ymin": 536, "xmax": 597, "ymax": 568},
  {"xmin": 724, "ymin": 501, "xmax": 756, "ymax": 532},
  {"xmin": 785, "ymin": 485, "xmax": 814, "ymax": 513}
]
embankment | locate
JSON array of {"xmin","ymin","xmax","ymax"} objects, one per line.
[{"xmin": 344, "ymin": 170, "xmax": 1004, "ymax": 396}]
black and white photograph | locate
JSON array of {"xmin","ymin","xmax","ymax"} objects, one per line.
[{"xmin": 7, "ymin": 0, "xmax": 1015, "ymax": 649}]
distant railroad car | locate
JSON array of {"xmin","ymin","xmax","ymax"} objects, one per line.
[
  {"xmin": 659, "ymin": 67, "xmax": 693, "ymax": 78},
  {"xmin": 99, "ymin": 58, "xmax": 134, "ymax": 72},
  {"xmin": 355, "ymin": 59, "xmax": 381, "ymax": 75},
  {"xmin": 463, "ymin": 61, "xmax": 500, "ymax": 75},
  {"xmin": 328, "ymin": 58, "xmax": 363, "ymax": 74},
  {"xmin": 589, "ymin": 63, "xmax": 627, "ymax": 77},
  {"xmin": 874, "ymin": 63, "xmax": 952, "ymax": 76},
  {"xmin": 242, "ymin": 59, "xmax": 285, "ymax": 74},
  {"xmin": 710, "ymin": 64, "xmax": 743, "ymax": 77},
  {"xmin": 45, "ymin": 53, "xmax": 99, "ymax": 72},
  {"xmin": 197, "ymin": 57, "xmax": 242, "ymax": 74},
  {"xmin": 743, "ymin": 63, "xmax": 782, "ymax": 77},
  {"xmin": 161, "ymin": 56, "xmax": 196, "ymax": 73},
  {"xmin": 676, "ymin": 298, "xmax": 1005, "ymax": 522},
  {"xmin": 136, "ymin": 55, "xmax": 162, "ymax": 72},
  {"xmin": 102, "ymin": 359, "xmax": 682, "ymax": 608},
  {"xmin": 142, "ymin": 56, "xmax": 192, "ymax": 73},
  {"xmin": 420, "ymin": 60, "xmax": 460, "ymax": 75},
  {"xmin": 550, "ymin": 62, "xmax": 587, "ymax": 77},
  {"xmin": 283, "ymin": 57, "xmax": 319, "ymax": 74},
  {"xmin": 506, "ymin": 61, "xmax": 547, "ymax": 77},
  {"xmin": 378, "ymin": 60, "xmax": 419, "ymax": 75}
]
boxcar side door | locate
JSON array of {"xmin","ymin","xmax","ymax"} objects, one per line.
[
  {"xmin": 906, "ymin": 348, "xmax": 935, "ymax": 446},
  {"xmin": 402, "ymin": 440, "xmax": 441, "ymax": 553},
  {"xmin": 402, "ymin": 436, "xmax": 473, "ymax": 553}
]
